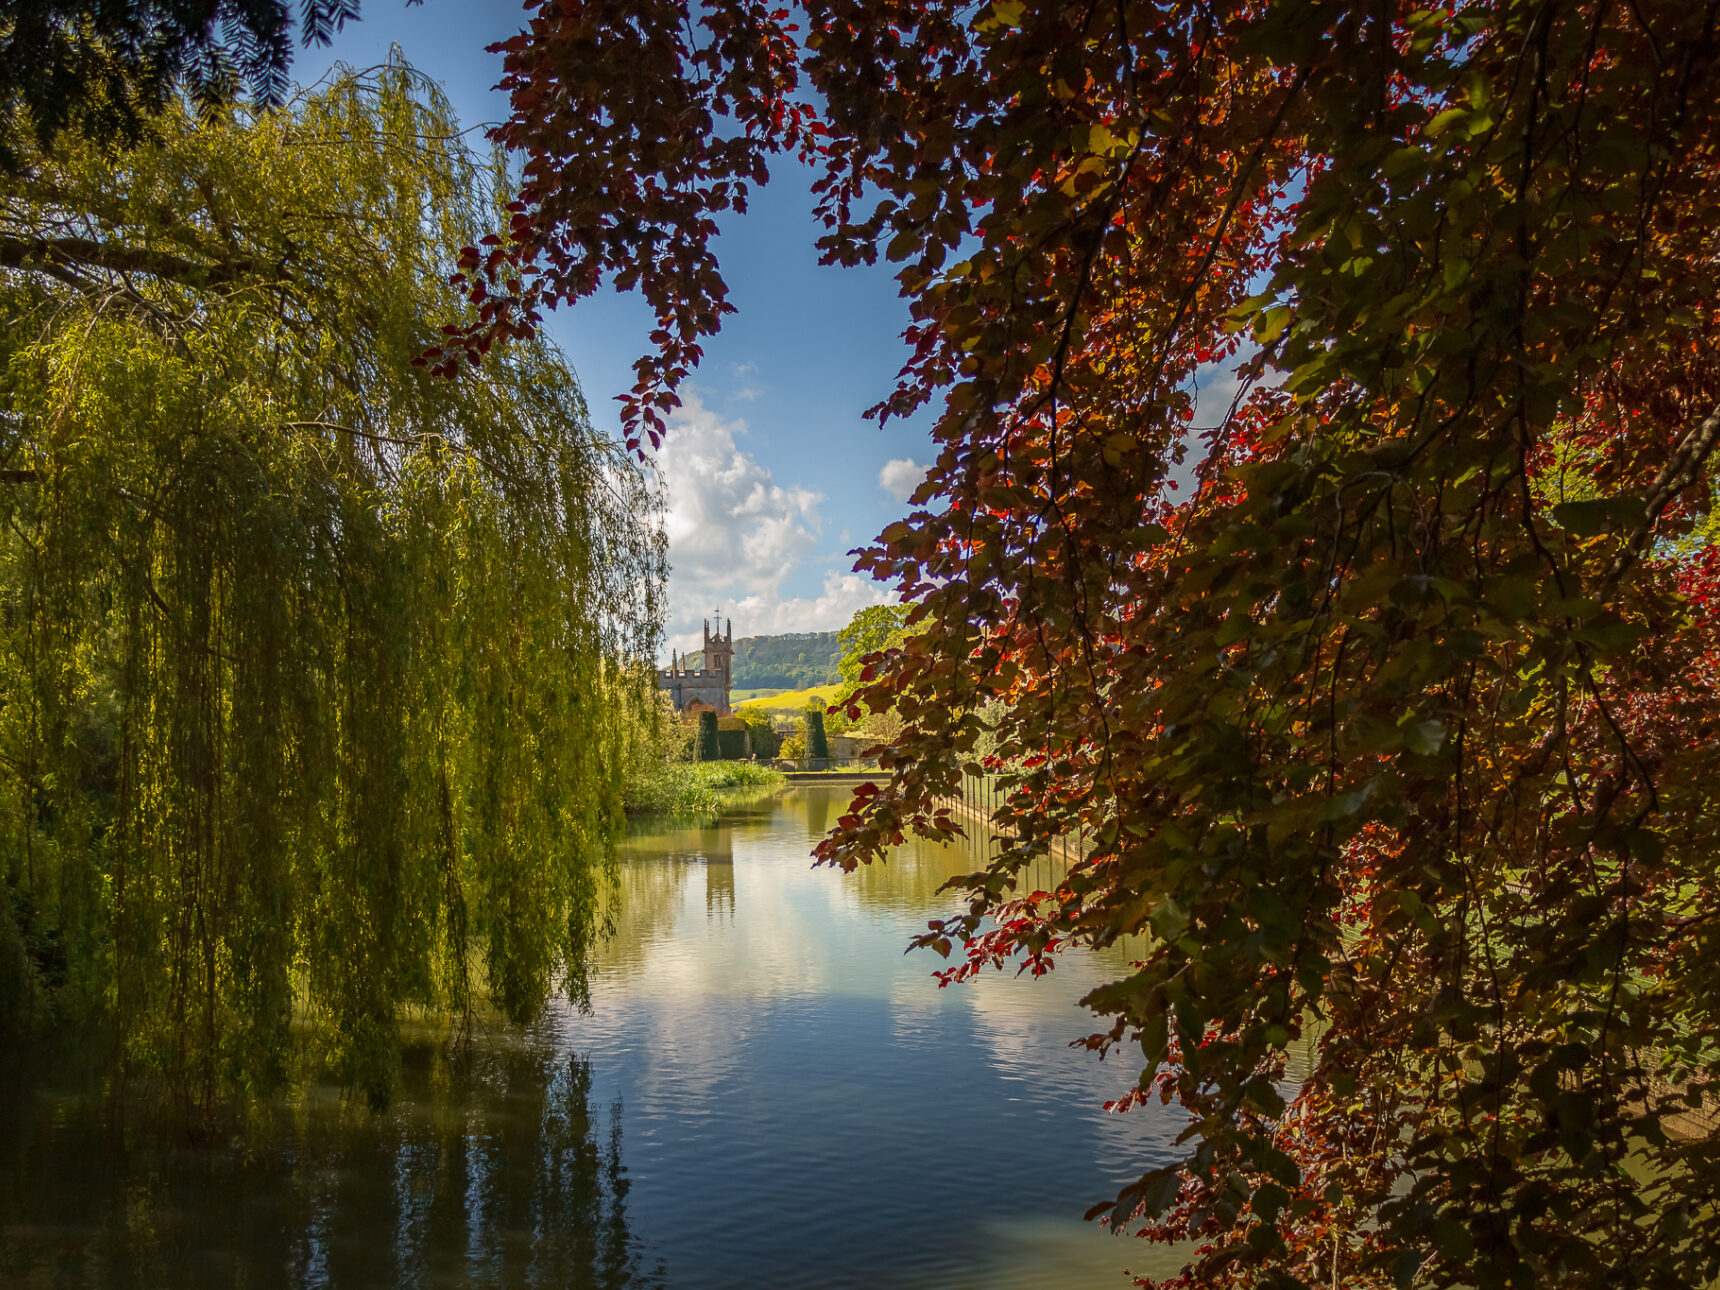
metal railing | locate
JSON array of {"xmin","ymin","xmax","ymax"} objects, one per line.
[
  {"xmin": 770, "ymin": 755, "xmax": 881, "ymax": 772},
  {"xmin": 944, "ymin": 769, "xmax": 1094, "ymax": 899}
]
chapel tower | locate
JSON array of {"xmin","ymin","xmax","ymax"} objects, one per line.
[{"xmin": 703, "ymin": 614, "xmax": 733, "ymax": 707}]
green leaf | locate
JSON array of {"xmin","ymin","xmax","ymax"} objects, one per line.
[
  {"xmin": 1139, "ymin": 1165, "xmax": 1183, "ymax": 1217},
  {"xmin": 1150, "ymin": 895, "xmax": 1190, "ymax": 939},
  {"xmin": 1244, "ymin": 1075, "xmax": 1287, "ymax": 1117},
  {"xmin": 1571, "ymin": 619, "xmax": 1646, "ymax": 654},
  {"xmin": 1253, "ymin": 1182, "xmax": 1289, "ymax": 1223},
  {"xmin": 1402, "ymin": 719, "xmax": 1446, "ymax": 756},
  {"xmin": 1382, "ymin": 145, "xmax": 1425, "ymax": 178},
  {"xmin": 1434, "ymin": 1218, "xmax": 1474, "ymax": 1261},
  {"xmin": 1625, "ymin": 828, "xmax": 1666, "ymax": 865},
  {"xmin": 1551, "ymin": 495, "xmax": 1645, "ymax": 536},
  {"xmin": 1255, "ymin": 305, "xmax": 1293, "ymax": 344},
  {"xmin": 1216, "ymin": 611, "xmax": 1253, "ymax": 647},
  {"xmin": 885, "ymin": 229, "xmax": 920, "ymax": 261},
  {"xmin": 1425, "ymin": 107, "xmax": 1471, "ymax": 138},
  {"xmin": 1140, "ymin": 1010, "xmax": 1170, "ymax": 1067},
  {"xmin": 1323, "ymin": 785, "xmax": 1372, "ymax": 820}
]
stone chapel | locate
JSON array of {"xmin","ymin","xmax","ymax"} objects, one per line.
[{"xmin": 657, "ymin": 616, "xmax": 733, "ymax": 714}]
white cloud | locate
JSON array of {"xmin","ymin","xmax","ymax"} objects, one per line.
[
  {"xmin": 1191, "ymin": 368, "xmax": 1245, "ymax": 428},
  {"xmin": 659, "ymin": 393, "xmax": 820, "ymax": 590},
  {"xmin": 1190, "ymin": 349, "xmax": 1284, "ymax": 429},
  {"xmin": 708, "ymin": 571, "xmax": 889, "ymax": 644},
  {"xmin": 878, "ymin": 457, "xmax": 927, "ymax": 504},
  {"xmin": 656, "ymin": 394, "xmax": 888, "ymax": 656},
  {"xmin": 729, "ymin": 361, "xmax": 762, "ymax": 402},
  {"xmin": 1165, "ymin": 356, "xmax": 1294, "ymax": 497}
]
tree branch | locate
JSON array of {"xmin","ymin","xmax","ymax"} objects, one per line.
[
  {"xmin": 0, "ymin": 233, "xmax": 260, "ymax": 288},
  {"xmin": 1600, "ymin": 403, "xmax": 1720, "ymax": 596}
]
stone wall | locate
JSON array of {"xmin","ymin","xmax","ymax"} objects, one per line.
[{"xmin": 657, "ymin": 668, "xmax": 728, "ymax": 714}]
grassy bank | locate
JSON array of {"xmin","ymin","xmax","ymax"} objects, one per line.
[{"xmin": 624, "ymin": 761, "xmax": 786, "ymax": 821}]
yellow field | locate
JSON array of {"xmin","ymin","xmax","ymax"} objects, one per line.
[
  {"xmin": 728, "ymin": 687, "xmax": 786, "ymax": 703},
  {"xmin": 735, "ymin": 683, "xmax": 844, "ymax": 718}
]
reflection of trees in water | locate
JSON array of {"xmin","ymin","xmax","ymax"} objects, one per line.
[
  {"xmin": 604, "ymin": 850, "xmax": 697, "ymax": 971},
  {"xmin": 0, "ymin": 1038, "xmax": 660, "ymax": 1289},
  {"xmin": 804, "ymin": 789, "xmax": 1150, "ymax": 971},
  {"xmin": 607, "ymin": 789, "xmax": 820, "ymax": 956},
  {"xmin": 805, "ymin": 789, "xmax": 830, "ymax": 840},
  {"xmin": 608, "ymin": 824, "xmax": 736, "ymax": 968},
  {"xmin": 705, "ymin": 852, "xmax": 735, "ymax": 923},
  {"xmin": 787, "ymin": 780, "xmax": 1011, "ymax": 919},
  {"xmin": 843, "ymin": 832, "xmax": 983, "ymax": 916},
  {"xmin": 607, "ymin": 802, "xmax": 790, "ymax": 955}
]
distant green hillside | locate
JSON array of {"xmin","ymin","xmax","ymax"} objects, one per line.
[{"xmin": 686, "ymin": 630, "xmax": 842, "ymax": 691}]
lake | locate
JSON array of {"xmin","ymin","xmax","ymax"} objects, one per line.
[{"xmin": 0, "ymin": 786, "xmax": 1187, "ymax": 1288}]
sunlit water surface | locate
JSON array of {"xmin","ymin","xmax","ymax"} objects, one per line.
[{"xmin": 1, "ymin": 787, "xmax": 1188, "ymax": 1288}]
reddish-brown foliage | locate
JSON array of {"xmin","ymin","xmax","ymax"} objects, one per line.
[{"xmin": 483, "ymin": 3, "xmax": 1720, "ymax": 1285}]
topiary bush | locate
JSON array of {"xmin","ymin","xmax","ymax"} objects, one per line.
[
  {"xmin": 735, "ymin": 705, "xmax": 778, "ymax": 758},
  {"xmin": 695, "ymin": 709, "xmax": 720, "ymax": 761},
  {"xmin": 804, "ymin": 708, "xmax": 831, "ymax": 761}
]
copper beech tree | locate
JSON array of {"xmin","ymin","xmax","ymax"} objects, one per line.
[{"xmin": 473, "ymin": 1, "xmax": 1720, "ymax": 1286}]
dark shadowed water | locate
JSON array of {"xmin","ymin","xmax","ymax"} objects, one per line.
[{"xmin": 0, "ymin": 786, "xmax": 1188, "ymax": 1289}]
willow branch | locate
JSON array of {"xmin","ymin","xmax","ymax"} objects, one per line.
[{"xmin": 0, "ymin": 233, "xmax": 262, "ymax": 288}]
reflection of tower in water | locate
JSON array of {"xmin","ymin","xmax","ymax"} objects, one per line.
[{"xmin": 699, "ymin": 825, "xmax": 735, "ymax": 923}]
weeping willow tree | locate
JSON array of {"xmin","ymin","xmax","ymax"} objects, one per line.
[{"xmin": 0, "ymin": 58, "xmax": 667, "ymax": 1108}]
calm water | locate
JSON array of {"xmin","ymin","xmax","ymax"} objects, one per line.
[{"xmin": 1, "ymin": 786, "xmax": 1187, "ymax": 1288}]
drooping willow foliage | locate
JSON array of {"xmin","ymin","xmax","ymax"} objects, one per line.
[{"xmin": 0, "ymin": 59, "xmax": 667, "ymax": 1107}]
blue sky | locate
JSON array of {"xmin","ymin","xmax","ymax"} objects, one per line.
[{"xmin": 303, "ymin": 2, "xmax": 933, "ymax": 656}]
